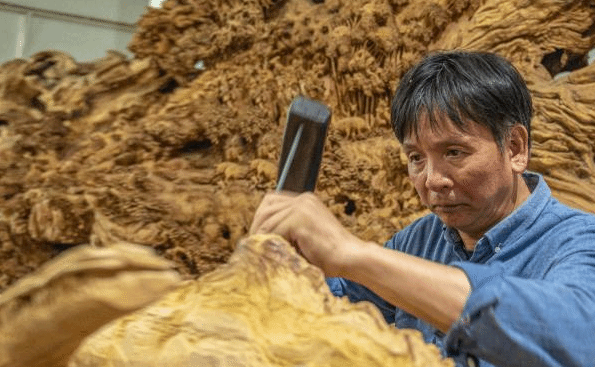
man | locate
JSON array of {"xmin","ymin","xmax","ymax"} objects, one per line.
[{"xmin": 249, "ymin": 51, "xmax": 595, "ymax": 367}]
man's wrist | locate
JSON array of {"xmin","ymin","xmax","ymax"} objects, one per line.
[{"xmin": 333, "ymin": 237, "xmax": 376, "ymax": 279}]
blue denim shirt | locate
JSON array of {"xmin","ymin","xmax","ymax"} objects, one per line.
[{"xmin": 326, "ymin": 172, "xmax": 595, "ymax": 367}]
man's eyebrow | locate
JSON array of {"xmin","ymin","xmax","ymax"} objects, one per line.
[
  {"xmin": 401, "ymin": 142, "xmax": 417, "ymax": 152},
  {"xmin": 436, "ymin": 137, "xmax": 471, "ymax": 146},
  {"xmin": 402, "ymin": 136, "xmax": 472, "ymax": 151}
]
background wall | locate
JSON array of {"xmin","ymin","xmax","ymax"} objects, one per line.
[{"xmin": 0, "ymin": 0, "xmax": 156, "ymax": 64}]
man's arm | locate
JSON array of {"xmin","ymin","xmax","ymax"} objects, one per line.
[
  {"xmin": 340, "ymin": 241, "xmax": 470, "ymax": 333},
  {"xmin": 250, "ymin": 191, "xmax": 471, "ymax": 332}
]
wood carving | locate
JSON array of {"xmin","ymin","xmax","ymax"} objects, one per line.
[
  {"xmin": 0, "ymin": 243, "xmax": 180, "ymax": 367},
  {"xmin": 69, "ymin": 234, "xmax": 453, "ymax": 367}
]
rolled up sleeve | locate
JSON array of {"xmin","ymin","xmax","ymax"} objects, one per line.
[{"xmin": 446, "ymin": 256, "xmax": 595, "ymax": 367}]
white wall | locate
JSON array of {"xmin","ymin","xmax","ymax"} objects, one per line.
[
  {"xmin": 0, "ymin": 0, "xmax": 149, "ymax": 64},
  {"xmin": 0, "ymin": 10, "xmax": 20, "ymax": 63},
  {"xmin": 9, "ymin": 0, "xmax": 146, "ymax": 23}
]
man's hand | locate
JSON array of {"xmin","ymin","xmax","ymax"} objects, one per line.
[{"xmin": 249, "ymin": 191, "xmax": 364, "ymax": 277}]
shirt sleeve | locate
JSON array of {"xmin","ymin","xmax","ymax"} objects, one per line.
[
  {"xmin": 446, "ymin": 246, "xmax": 595, "ymax": 367},
  {"xmin": 326, "ymin": 276, "xmax": 397, "ymax": 324}
]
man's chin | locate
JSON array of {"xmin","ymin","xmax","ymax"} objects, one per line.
[{"xmin": 432, "ymin": 210, "xmax": 471, "ymax": 228}]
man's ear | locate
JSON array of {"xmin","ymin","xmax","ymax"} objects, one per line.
[{"xmin": 508, "ymin": 124, "xmax": 529, "ymax": 173}]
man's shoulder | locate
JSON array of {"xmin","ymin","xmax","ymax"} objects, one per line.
[
  {"xmin": 542, "ymin": 196, "xmax": 595, "ymax": 226},
  {"xmin": 531, "ymin": 197, "xmax": 595, "ymax": 251},
  {"xmin": 524, "ymin": 172, "xmax": 595, "ymax": 229},
  {"xmin": 384, "ymin": 213, "xmax": 446, "ymax": 251}
]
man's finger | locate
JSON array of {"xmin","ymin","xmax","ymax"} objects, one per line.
[{"xmin": 249, "ymin": 192, "xmax": 297, "ymax": 234}]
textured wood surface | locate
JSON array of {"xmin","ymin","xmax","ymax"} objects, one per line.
[
  {"xmin": 0, "ymin": 243, "xmax": 180, "ymax": 367},
  {"xmin": 69, "ymin": 234, "xmax": 453, "ymax": 367},
  {"xmin": 0, "ymin": 0, "xmax": 593, "ymax": 287}
]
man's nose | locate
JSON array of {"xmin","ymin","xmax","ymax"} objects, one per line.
[{"xmin": 424, "ymin": 160, "xmax": 452, "ymax": 192}]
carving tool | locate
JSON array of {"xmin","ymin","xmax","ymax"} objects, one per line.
[{"xmin": 276, "ymin": 96, "xmax": 331, "ymax": 192}]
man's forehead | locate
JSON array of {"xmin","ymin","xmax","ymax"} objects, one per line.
[{"xmin": 403, "ymin": 115, "xmax": 477, "ymax": 146}]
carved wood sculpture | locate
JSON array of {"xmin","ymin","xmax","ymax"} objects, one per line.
[
  {"xmin": 68, "ymin": 234, "xmax": 453, "ymax": 367},
  {"xmin": 0, "ymin": 0, "xmax": 594, "ymax": 364},
  {"xmin": 0, "ymin": 242, "xmax": 181, "ymax": 367},
  {"xmin": 1, "ymin": 0, "xmax": 594, "ymax": 289}
]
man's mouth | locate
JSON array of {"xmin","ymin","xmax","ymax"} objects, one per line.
[{"xmin": 430, "ymin": 203, "xmax": 464, "ymax": 213}]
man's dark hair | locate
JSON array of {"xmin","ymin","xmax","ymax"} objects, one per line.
[{"xmin": 390, "ymin": 50, "xmax": 533, "ymax": 152}]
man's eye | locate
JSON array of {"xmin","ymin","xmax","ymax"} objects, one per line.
[
  {"xmin": 446, "ymin": 149, "xmax": 462, "ymax": 157},
  {"xmin": 408, "ymin": 153, "xmax": 422, "ymax": 163}
]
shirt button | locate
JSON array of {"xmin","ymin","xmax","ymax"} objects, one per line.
[
  {"xmin": 494, "ymin": 246, "xmax": 501, "ymax": 253},
  {"xmin": 467, "ymin": 355, "xmax": 479, "ymax": 367}
]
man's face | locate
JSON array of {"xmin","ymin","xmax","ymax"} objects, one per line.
[{"xmin": 402, "ymin": 115, "xmax": 523, "ymax": 240}]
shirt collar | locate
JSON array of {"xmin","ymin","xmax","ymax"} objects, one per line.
[{"xmin": 443, "ymin": 172, "xmax": 550, "ymax": 258}]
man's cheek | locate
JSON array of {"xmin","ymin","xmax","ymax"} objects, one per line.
[{"xmin": 415, "ymin": 189, "xmax": 429, "ymax": 207}]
